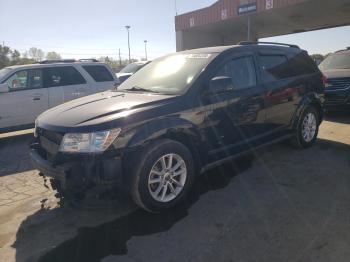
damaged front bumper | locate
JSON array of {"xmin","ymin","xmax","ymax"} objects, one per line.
[{"xmin": 30, "ymin": 144, "xmax": 124, "ymax": 194}]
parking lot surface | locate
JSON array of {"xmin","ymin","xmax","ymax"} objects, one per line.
[{"xmin": 0, "ymin": 115, "xmax": 350, "ymax": 262}]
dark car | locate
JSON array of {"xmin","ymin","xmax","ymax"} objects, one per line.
[
  {"xmin": 30, "ymin": 42, "xmax": 325, "ymax": 212},
  {"xmin": 319, "ymin": 48, "xmax": 350, "ymax": 111},
  {"xmin": 116, "ymin": 61, "xmax": 150, "ymax": 83}
]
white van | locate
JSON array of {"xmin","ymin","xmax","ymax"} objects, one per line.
[{"xmin": 0, "ymin": 60, "xmax": 119, "ymax": 132}]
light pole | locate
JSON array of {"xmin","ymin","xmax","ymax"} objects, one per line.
[
  {"xmin": 125, "ymin": 25, "xmax": 131, "ymax": 63},
  {"xmin": 144, "ymin": 40, "xmax": 148, "ymax": 61},
  {"xmin": 175, "ymin": 0, "xmax": 178, "ymax": 15},
  {"xmin": 247, "ymin": 16, "xmax": 251, "ymax": 41}
]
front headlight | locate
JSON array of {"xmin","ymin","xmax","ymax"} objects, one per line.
[{"xmin": 59, "ymin": 128, "xmax": 121, "ymax": 153}]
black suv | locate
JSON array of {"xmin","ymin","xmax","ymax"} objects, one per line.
[
  {"xmin": 31, "ymin": 42, "xmax": 325, "ymax": 212},
  {"xmin": 319, "ymin": 48, "xmax": 350, "ymax": 111}
]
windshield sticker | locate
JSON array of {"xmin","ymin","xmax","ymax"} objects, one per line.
[{"xmin": 185, "ymin": 54, "xmax": 211, "ymax": 59}]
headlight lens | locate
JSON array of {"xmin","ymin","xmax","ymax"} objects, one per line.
[{"xmin": 59, "ymin": 128, "xmax": 121, "ymax": 153}]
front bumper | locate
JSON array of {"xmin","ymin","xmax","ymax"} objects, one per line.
[
  {"xmin": 325, "ymin": 87, "xmax": 350, "ymax": 111},
  {"xmin": 30, "ymin": 146, "xmax": 123, "ymax": 192}
]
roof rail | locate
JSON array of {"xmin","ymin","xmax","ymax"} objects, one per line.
[
  {"xmin": 78, "ymin": 58, "xmax": 99, "ymax": 62},
  {"xmin": 238, "ymin": 41, "xmax": 300, "ymax": 49},
  {"xmin": 40, "ymin": 59, "xmax": 76, "ymax": 64},
  {"xmin": 39, "ymin": 59, "xmax": 99, "ymax": 64}
]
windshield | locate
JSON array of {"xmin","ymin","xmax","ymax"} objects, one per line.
[
  {"xmin": 319, "ymin": 53, "xmax": 350, "ymax": 70},
  {"xmin": 119, "ymin": 63, "xmax": 144, "ymax": 74},
  {"xmin": 0, "ymin": 68, "xmax": 11, "ymax": 80},
  {"xmin": 118, "ymin": 53, "xmax": 214, "ymax": 95}
]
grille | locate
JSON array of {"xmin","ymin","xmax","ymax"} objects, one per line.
[
  {"xmin": 37, "ymin": 128, "xmax": 64, "ymax": 160},
  {"xmin": 327, "ymin": 77, "xmax": 350, "ymax": 90},
  {"xmin": 41, "ymin": 129, "xmax": 63, "ymax": 144}
]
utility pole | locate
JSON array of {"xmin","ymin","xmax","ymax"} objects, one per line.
[
  {"xmin": 125, "ymin": 25, "xmax": 131, "ymax": 63},
  {"xmin": 144, "ymin": 40, "xmax": 148, "ymax": 61},
  {"xmin": 118, "ymin": 48, "xmax": 122, "ymax": 66}
]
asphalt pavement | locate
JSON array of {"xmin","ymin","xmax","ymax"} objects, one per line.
[{"xmin": 0, "ymin": 115, "xmax": 349, "ymax": 262}]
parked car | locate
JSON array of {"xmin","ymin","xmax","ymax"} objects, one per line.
[
  {"xmin": 0, "ymin": 59, "xmax": 118, "ymax": 133},
  {"xmin": 116, "ymin": 61, "xmax": 150, "ymax": 83},
  {"xmin": 31, "ymin": 42, "xmax": 325, "ymax": 212},
  {"xmin": 319, "ymin": 48, "xmax": 350, "ymax": 111}
]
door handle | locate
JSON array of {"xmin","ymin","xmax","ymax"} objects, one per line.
[
  {"xmin": 31, "ymin": 93, "xmax": 43, "ymax": 101},
  {"xmin": 72, "ymin": 88, "xmax": 86, "ymax": 96}
]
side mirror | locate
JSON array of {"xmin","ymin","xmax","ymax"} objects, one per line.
[
  {"xmin": 0, "ymin": 83, "xmax": 9, "ymax": 93},
  {"xmin": 208, "ymin": 76, "xmax": 234, "ymax": 95}
]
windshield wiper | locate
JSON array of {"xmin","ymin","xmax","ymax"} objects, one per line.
[{"xmin": 124, "ymin": 86, "xmax": 159, "ymax": 93}]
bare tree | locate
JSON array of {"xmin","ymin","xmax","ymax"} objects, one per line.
[
  {"xmin": 28, "ymin": 47, "xmax": 45, "ymax": 62},
  {"xmin": 46, "ymin": 51, "xmax": 61, "ymax": 60}
]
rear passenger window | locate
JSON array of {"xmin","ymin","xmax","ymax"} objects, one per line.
[
  {"xmin": 288, "ymin": 52, "xmax": 318, "ymax": 76},
  {"xmin": 215, "ymin": 56, "xmax": 257, "ymax": 89},
  {"xmin": 259, "ymin": 55, "xmax": 289, "ymax": 82},
  {"xmin": 44, "ymin": 67, "xmax": 86, "ymax": 87},
  {"xmin": 83, "ymin": 65, "xmax": 114, "ymax": 82}
]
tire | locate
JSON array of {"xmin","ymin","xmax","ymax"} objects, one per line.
[
  {"xmin": 291, "ymin": 106, "xmax": 319, "ymax": 149},
  {"xmin": 128, "ymin": 139, "xmax": 195, "ymax": 212}
]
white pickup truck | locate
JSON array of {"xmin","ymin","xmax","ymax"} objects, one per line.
[{"xmin": 0, "ymin": 59, "xmax": 119, "ymax": 133}]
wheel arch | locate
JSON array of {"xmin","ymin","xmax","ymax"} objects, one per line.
[
  {"xmin": 292, "ymin": 92, "xmax": 324, "ymax": 129},
  {"xmin": 124, "ymin": 117, "xmax": 204, "ymax": 173}
]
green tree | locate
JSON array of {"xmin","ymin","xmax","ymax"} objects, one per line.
[
  {"xmin": 310, "ymin": 54, "xmax": 324, "ymax": 61},
  {"xmin": 46, "ymin": 51, "xmax": 61, "ymax": 60},
  {"xmin": 10, "ymin": 50, "xmax": 21, "ymax": 65},
  {"xmin": 0, "ymin": 45, "xmax": 11, "ymax": 69}
]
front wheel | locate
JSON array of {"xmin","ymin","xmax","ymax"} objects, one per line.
[
  {"xmin": 128, "ymin": 139, "xmax": 195, "ymax": 212},
  {"xmin": 291, "ymin": 106, "xmax": 319, "ymax": 148}
]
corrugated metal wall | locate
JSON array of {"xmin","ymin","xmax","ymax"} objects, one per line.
[{"xmin": 175, "ymin": 0, "xmax": 308, "ymax": 31}]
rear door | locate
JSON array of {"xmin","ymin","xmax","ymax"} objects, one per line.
[
  {"xmin": 257, "ymin": 51, "xmax": 302, "ymax": 132},
  {"xmin": 81, "ymin": 65, "xmax": 116, "ymax": 92},
  {"xmin": 44, "ymin": 66, "xmax": 88, "ymax": 107},
  {"xmin": 0, "ymin": 68, "xmax": 48, "ymax": 129}
]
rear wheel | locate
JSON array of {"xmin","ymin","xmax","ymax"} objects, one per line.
[
  {"xmin": 128, "ymin": 139, "xmax": 195, "ymax": 212},
  {"xmin": 291, "ymin": 106, "xmax": 319, "ymax": 148}
]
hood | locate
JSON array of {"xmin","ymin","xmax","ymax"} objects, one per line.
[
  {"xmin": 37, "ymin": 91, "xmax": 174, "ymax": 131},
  {"xmin": 321, "ymin": 69, "xmax": 350, "ymax": 79}
]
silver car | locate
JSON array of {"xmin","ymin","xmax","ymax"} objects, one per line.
[{"xmin": 0, "ymin": 59, "xmax": 118, "ymax": 132}]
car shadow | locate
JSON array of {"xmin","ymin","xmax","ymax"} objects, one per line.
[
  {"xmin": 0, "ymin": 133, "xmax": 35, "ymax": 177},
  {"xmin": 12, "ymin": 154, "xmax": 255, "ymax": 262},
  {"xmin": 324, "ymin": 111, "xmax": 350, "ymax": 124}
]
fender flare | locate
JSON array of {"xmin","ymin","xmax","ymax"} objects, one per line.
[
  {"xmin": 291, "ymin": 92, "xmax": 324, "ymax": 129},
  {"xmin": 125, "ymin": 117, "xmax": 202, "ymax": 149}
]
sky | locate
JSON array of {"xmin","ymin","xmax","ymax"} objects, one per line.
[{"xmin": 0, "ymin": 0, "xmax": 349, "ymax": 61}]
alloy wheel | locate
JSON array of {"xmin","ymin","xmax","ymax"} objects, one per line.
[
  {"xmin": 148, "ymin": 153, "xmax": 187, "ymax": 203},
  {"xmin": 302, "ymin": 112, "xmax": 317, "ymax": 142}
]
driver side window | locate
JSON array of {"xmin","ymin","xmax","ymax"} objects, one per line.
[
  {"xmin": 215, "ymin": 56, "xmax": 257, "ymax": 89},
  {"xmin": 6, "ymin": 69, "xmax": 43, "ymax": 91},
  {"xmin": 6, "ymin": 70, "xmax": 28, "ymax": 90}
]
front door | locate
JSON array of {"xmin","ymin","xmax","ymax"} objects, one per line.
[
  {"xmin": 0, "ymin": 69, "xmax": 48, "ymax": 130},
  {"xmin": 201, "ymin": 54, "xmax": 267, "ymax": 162}
]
